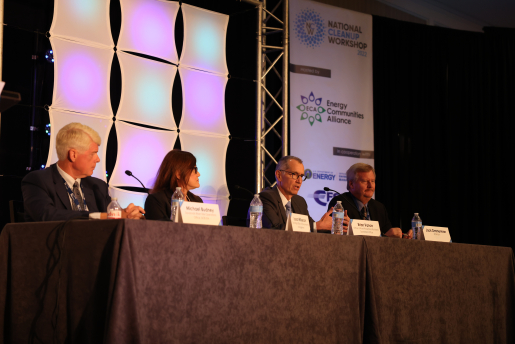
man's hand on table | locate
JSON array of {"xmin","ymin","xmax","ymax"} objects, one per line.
[
  {"xmin": 384, "ymin": 227, "xmax": 403, "ymax": 238},
  {"xmin": 316, "ymin": 209, "xmax": 350, "ymax": 233},
  {"xmin": 122, "ymin": 203, "xmax": 145, "ymax": 219}
]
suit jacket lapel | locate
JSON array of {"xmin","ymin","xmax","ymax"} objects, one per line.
[
  {"xmin": 52, "ymin": 164, "xmax": 73, "ymax": 211},
  {"xmin": 81, "ymin": 178, "xmax": 97, "ymax": 212},
  {"xmin": 273, "ymin": 186, "xmax": 287, "ymax": 224},
  {"xmin": 367, "ymin": 200, "xmax": 377, "ymax": 222}
]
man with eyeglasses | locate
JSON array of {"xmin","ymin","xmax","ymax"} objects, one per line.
[
  {"xmin": 259, "ymin": 155, "xmax": 350, "ymax": 232},
  {"xmin": 327, "ymin": 163, "xmax": 412, "ymax": 238}
]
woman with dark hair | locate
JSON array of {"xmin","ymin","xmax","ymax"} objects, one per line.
[{"xmin": 144, "ymin": 150, "xmax": 203, "ymax": 220}]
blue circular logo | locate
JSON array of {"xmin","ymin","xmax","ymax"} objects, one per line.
[
  {"xmin": 294, "ymin": 9, "xmax": 325, "ymax": 48},
  {"xmin": 304, "ymin": 169, "xmax": 312, "ymax": 179}
]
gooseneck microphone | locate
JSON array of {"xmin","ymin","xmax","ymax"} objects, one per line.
[
  {"xmin": 323, "ymin": 187, "xmax": 341, "ymax": 195},
  {"xmin": 235, "ymin": 185, "xmax": 255, "ymax": 197},
  {"xmin": 125, "ymin": 170, "xmax": 150, "ymax": 194}
]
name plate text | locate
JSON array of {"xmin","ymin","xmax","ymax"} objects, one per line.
[
  {"xmin": 348, "ymin": 219, "xmax": 381, "ymax": 237},
  {"xmin": 178, "ymin": 202, "xmax": 221, "ymax": 226},
  {"xmin": 422, "ymin": 226, "xmax": 451, "ymax": 242}
]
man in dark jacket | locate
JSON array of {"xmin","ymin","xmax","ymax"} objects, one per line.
[
  {"xmin": 260, "ymin": 155, "xmax": 349, "ymax": 232},
  {"xmin": 327, "ymin": 163, "xmax": 412, "ymax": 238},
  {"xmin": 22, "ymin": 122, "xmax": 144, "ymax": 222}
]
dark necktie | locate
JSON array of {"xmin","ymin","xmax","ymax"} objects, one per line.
[
  {"xmin": 360, "ymin": 205, "xmax": 368, "ymax": 220},
  {"xmin": 72, "ymin": 181, "xmax": 85, "ymax": 211}
]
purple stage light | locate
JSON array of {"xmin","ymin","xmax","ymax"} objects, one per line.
[
  {"xmin": 127, "ymin": 1, "xmax": 177, "ymax": 62},
  {"xmin": 59, "ymin": 52, "xmax": 104, "ymax": 109},
  {"xmin": 180, "ymin": 67, "xmax": 228, "ymax": 135}
]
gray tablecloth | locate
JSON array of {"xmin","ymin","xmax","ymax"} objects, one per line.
[{"xmin": 0, "ymin": 220, "xmax": 513, "ymax": 343}]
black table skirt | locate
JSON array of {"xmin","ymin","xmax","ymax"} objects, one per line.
[{"xmin": 0, "ymin": 220, "xmax": 513, "ymax": 343}]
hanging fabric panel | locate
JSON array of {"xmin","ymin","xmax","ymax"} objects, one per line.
[
  {"xmin": 51, "ymin": 37, "xmax": 113, "ymax": 117},
  {"xmin": 180, "ymin": 4, "xmax": 229, "ymax": 75},
  {"xmin": 118, "ymin": 0, "xmax": 179, "ymax": 63},
  {"xmin": 116, "ymin": 51, "xmax": 177, "ymax": 129},
  {"xmin": 179, "ymin": 66, "xmax": 229, "ymax": 136},
  {"xmin": 46, "ymin": 109, "xmax": 112, "ymax": 182},
  {"xmin": 49, "ymin": 0, "xmax": 114, "ymax": 48},
  {"xmin": 179, "ymin": 132, "xmax": 229, "ymax": 198},
  {"xmin": 108, "ymin": 186, "xmax": 149, "ymax": 209},
  {"xmin": 109, "ymin": 121, "xmax": 177, "ymax": 188}
]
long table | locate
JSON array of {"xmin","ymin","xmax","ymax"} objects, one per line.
[{"xmin": 0, "ymin": 220, "xmax": 513, "ymax": 343}]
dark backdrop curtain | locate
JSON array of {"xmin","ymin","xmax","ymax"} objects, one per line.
[{"xmin": 373, "ymin": 16, "xmax": 515, "ymax": 249}]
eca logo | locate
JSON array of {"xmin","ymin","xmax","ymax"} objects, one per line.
[{"xmin": 313, "ymin": 190, "xmax": 337, "ymax": 206}]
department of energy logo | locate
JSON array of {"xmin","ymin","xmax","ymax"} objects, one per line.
[
  {"xmin": 293, "ymin": 9, "xmax": 325, "ymax": 48},
  {"xmin": 296, "ymin": 92, "xmax": 326, "ymax": 126},
  {"xmin": 304, "ymin": 169, "xmax": 312, "ymax": 180}
]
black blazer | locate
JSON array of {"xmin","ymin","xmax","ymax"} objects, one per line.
[
  {"xmin": 21, "ymin": 163, "xmax": 111, "ymax": 222},
  {"xmin": 327, "ymin": 192, "xmax": 392, "ymax": 234},
  {"xmin": 144, "ymin": 189, "xmax": 203, "ymax": 221},
  {"xmin": 259, "ymin": 186, "xmax": 315, "ymax": 231}
]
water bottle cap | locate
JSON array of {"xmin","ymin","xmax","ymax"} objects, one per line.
[
  {"xmin": 111, "ymin": 197, "xmax": 118, "ymax": 201},
  {"xmin": 337, "ymin": 201, "xmax": 342, "ymax": 204},
  {"xmin": 176, "ymin": 187, "xmax": 181, "ymax": 190},
  {"xmin": 414, "ymin": 213, "xmax": 419, "ymax": 215}
]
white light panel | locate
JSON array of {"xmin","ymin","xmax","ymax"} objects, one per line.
[
  {"xmin": 117, "ymin": 51, "xmax": 177, "ymax": 129},
  {"xmin": 179, "ymin": 67, "xmax": 229, "ymax": 136},
  {"xmin": 109, "ymin": 121, "xmax": 177, "ymax": 188},
  {"xmin": 51, "ymin": 37, "xmax": 113, "ymax": 117},
  {"xmin": 180, "ymin": 4, "xmax": 229, "ymax": 75},
  {"xmin": 50, "ymin": 0, "xmax": 114, "ymax": 48},
  {"xmin": 108, "ymin": 186, "xmax": 148, "ymax": 209},
  {"xmin": 118, "ymin": 0, "xmax": 179, "ymax": 63},
  {"xmin": 179, "ymin": 132, "xmax": 229, "ymax": 198}
]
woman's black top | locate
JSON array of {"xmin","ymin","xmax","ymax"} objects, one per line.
[{"xmin": 144, "ymin": 188, "xmax": 203, "ymax": 221}]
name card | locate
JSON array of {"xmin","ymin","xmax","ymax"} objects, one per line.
[
  {"xmin": 348, "ymin": 219, "xmax": 381, "ymax": 237},
  {"xmin": 286, "ymin": 213, "xmax": 311, "ymax": 232},
  {"xmin": 421, "ymin": 226, "xmax": 451, "ymax": 242},
  {"xmin": 178, "ymin": 202, "xmax": 220, "ymax": 226}
]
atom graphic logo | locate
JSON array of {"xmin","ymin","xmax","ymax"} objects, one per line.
[
  {"xmin": 293, "ymin": 9, "xmax": 325, "ymax": 48},
  {"xmin": 296, "ymin": 92, "xmax": 325, "ymax": 126}
]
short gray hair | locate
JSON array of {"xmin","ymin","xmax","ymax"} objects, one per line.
[
  {"xmin": 276, "ymin": 155, "xmax": 303, "ymax": 172},
  {"xmin": 346, "ymin": 163, "xmax": 375, "ymax": 190},
  {"xmin": 56, "ymin": 123, "xmax": 101, "ymax": 161}
]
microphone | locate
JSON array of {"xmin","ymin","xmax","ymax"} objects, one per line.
[
  {"xmin": 323, "ymin": 187, "xmax": 341, "ymax": 195},
  {"xmin": 125, "ymin": 170, "xmax": 150, "ymax": 194},
  {"xmin": 235, "ymin": 185, "xmax": 255, "ymax": 197}
]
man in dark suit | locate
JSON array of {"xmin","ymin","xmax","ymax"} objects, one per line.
[
  {"xmin": 260, "ymin": 155, "xmax": 349, "ymax": 232},
  {"xmin": 22, "ymin": 122, "xmax": 144, "ymax": 222},
  {"xmin": 327, "ymin": 163, "xmax": 412, "ymax": 238}
]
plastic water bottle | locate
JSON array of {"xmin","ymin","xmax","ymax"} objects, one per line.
[
  {"xmin": 107, "ymin": 198, "xmax": 122, "ymax": 219},
  {"xmin": 249, "ymin": 194, "xmax": 263, "ymax": 228},
  {"xmin": 411, "ymin": 213, "xmax": 422, "ymax": 239},
  {"xmin": 331, "ymin": 201, "xmax": 344, "ymax": 235},
  {"xmin": 171, "ymin": 187, "xmax": 184, "ymax": 222}
]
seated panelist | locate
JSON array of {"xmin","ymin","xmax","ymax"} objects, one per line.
[
  {"xmin": 21, "ymin": 122, "xmax": 145, "ymax": 221},
  {"xmin": 259, "ymin": 155, "xmax": 350, "ymax": 232},
  {"xmin": 327, "ymin": 163, "xmax": 412, "ymax": 238},
  {"xmin": 144, "ymin": 150, "xmax": 203, "ymax": 221}
]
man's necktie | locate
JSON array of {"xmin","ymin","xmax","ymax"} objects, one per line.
[
  {"xmin": 285, "ymin": 201, "xmax": 292, "ymax": 230},
  {"xmin": 360, "ymin": 205, "xmax": 368, "ymax": 220},
  {"xmin": 72, "ymin": 181, "xmax": 85, "ymax": 211}
]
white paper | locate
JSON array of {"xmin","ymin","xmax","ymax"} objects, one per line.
[
  {"xmin": 286, "ymin": 213, "xmax": 311, "ymax": 232},
  {"xmin": 422, "ymin": 226, "xmax": 451, "ymax": 242},
  {"xmin": 178, "ymin": 201, "xmax": 220, "ymax": 226},
  {"xmin": 348, "ymin": 219, "xmax": 381, "ymax": 236}
]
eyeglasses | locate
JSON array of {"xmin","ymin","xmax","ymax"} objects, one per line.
[{"xmin": 279, "ymin": 170, "xmax": 307, "ymax": 181}]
